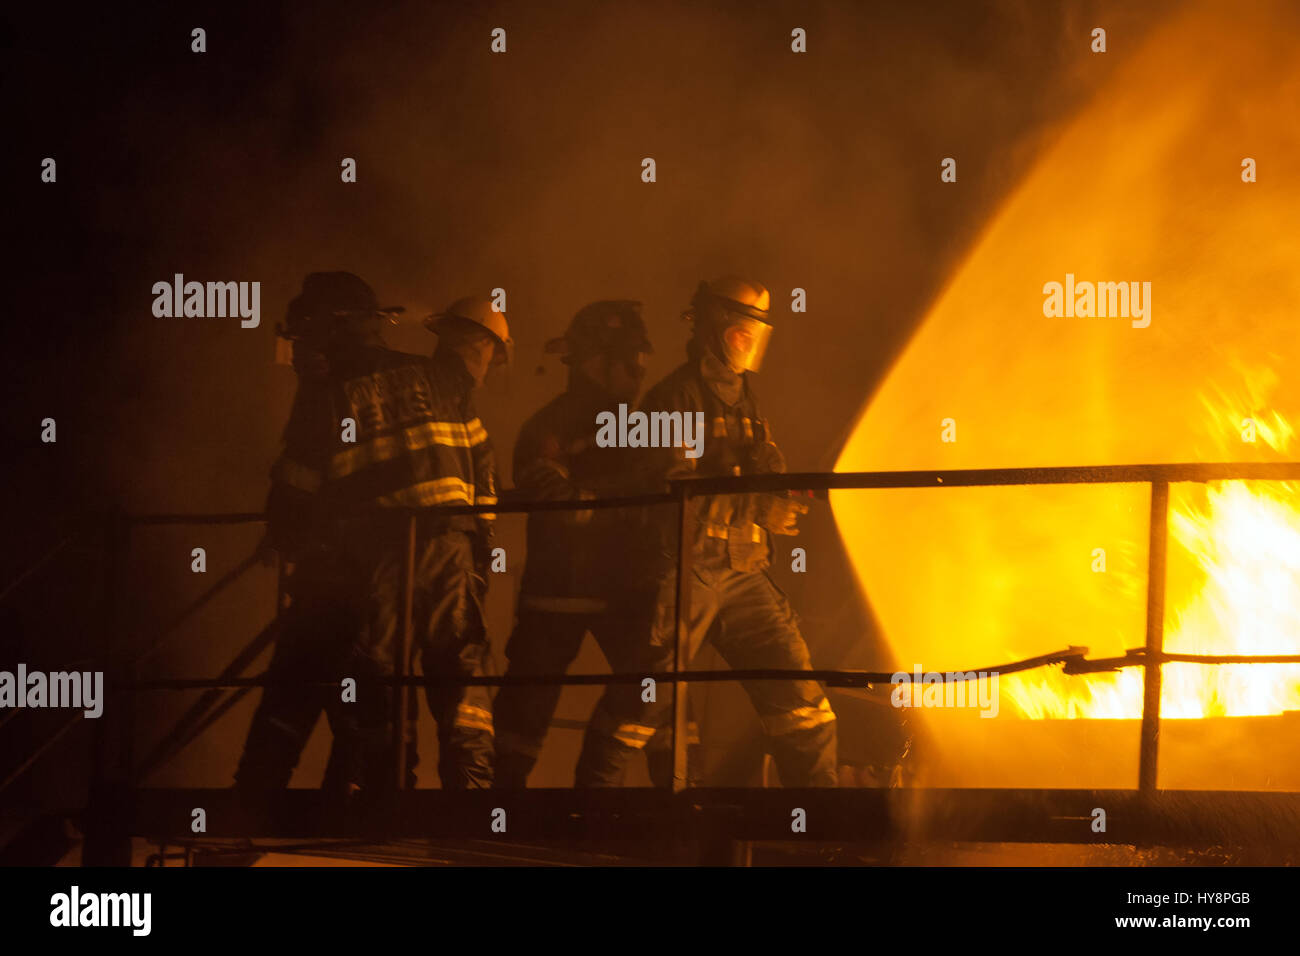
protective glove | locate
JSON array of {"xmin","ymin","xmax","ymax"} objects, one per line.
[{"xmin": 758, "ymin": 494, "xmax": 810, "ymax": 536}]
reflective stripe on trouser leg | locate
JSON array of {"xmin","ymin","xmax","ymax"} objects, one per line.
[
  {"xmin": 764, "ymin": 708, "xmax": 838, "ymax": 787},
  {"xmin": 427, "ymin": 682, "xmax": 495, "ymax": 788},
  {"xmin": 433, "ymin": 690, "xmax": 495, "ymax": 789},
  {"xmin": 413, "ymin": 530, "xmax": 495, "ymax": 788},
  {"xmin": 575, "ymin": 574, "xmax": 709, "ymax": 787},
  {"xmin": 760, "ymin": 697, "xmax": 837, "ymax": 736},
  {"xmin": 589, "ymin": 707, "xmax": 656, "ymax": 749},
  {"xmin": 709, "ymin": 570, "xmax": 838, "ymax": 786},
  {"xmin": 614, "ymin": 724, "xmax": 657, "ymax": 749},
  {"xmin": 574, "ymin": 700, "xmax": 655, "ymax": 787},
  {"xmin": 455, "ymin": 702, "xmax": 495, "ymax": 734}
]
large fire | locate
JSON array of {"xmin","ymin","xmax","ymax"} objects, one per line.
[
  {"xmin": 1006, "ymin": 385, "xmax": 1300, "ymax": 719},
  {"xmin": 830, "ymin": 0, "xmax": 1300, "ymax": 767}
]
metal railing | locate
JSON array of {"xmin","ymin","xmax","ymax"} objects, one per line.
[
  {"xmin": 4, "ymin": 460, "xmax": 1300, "ymax": 808},
  {"xmin": 668, "ymin": 461, "xmax": 1300, "ymax": 793}
]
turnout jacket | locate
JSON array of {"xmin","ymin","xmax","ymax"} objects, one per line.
[
  {"xmin": 635, "ymin": 354, "xmax": 784, "ymax": 578},
  {"xmin": 512, "ymin": 374, "xmax": 639, "ymax": 609},
  {"xmin": 267, "ymin": 345, "xmax": 496, "ymax": 555}
]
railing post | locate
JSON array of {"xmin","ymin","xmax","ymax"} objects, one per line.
[
  {"xmin": 393, "ymin": 513, "xmax": 417, "ymax": 791},
  {"xmin": 671, "ymin": 484, "xmax": 693, "ymax": 793},
  {"xmin": 85, "ymin": 508, "xmax": 132, "ymax": 866},
  {"xmin": 275, "ymin": 550, "xmax": 288, "ymax": 617},
  {"xmin": 1138, "ymin": 481, "xmax": 1169, "ymax": 794}
]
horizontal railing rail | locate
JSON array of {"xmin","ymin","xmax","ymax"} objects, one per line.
[{"xmin": 6, "ymin": 462, "xmax": 1298, "ymax": 821}]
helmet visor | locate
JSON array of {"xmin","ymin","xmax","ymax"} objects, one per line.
[{"xmin": 721, "ymin": 315, "xmax": 773, "ymax": 373}]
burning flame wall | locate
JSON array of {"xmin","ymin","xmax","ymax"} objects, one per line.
[{"xmin": 832, "ymin": 1, "xmax": 1300, "ymax": 789}]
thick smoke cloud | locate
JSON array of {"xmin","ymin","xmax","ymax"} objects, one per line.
[{"xmin": 5, "ymin": 0, "xmax": 1170, "ymax": 790}]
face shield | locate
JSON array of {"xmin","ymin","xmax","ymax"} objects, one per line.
[{"xmin": 719, "ymin": 314, "xmax": 773, "ymax": 373}]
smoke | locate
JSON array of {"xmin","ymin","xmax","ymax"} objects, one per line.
[{"xmin": 5, "ymin": 0, "xmax": 1173, "ymax": 789}]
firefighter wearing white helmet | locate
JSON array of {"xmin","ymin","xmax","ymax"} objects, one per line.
[
  {"xmin": 575, "ymin": 276, "xmax": 837, "ymax": 788},
  {"xmin": 426, "ymin": 294, "xmax": 513, "ymax": 386},
  {"xmin": 336, "ymin": 293, "xmax": 514, "ymax": 790}
]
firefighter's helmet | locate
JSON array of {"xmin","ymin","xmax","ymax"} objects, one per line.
[
  {"xmin": 544, "ymin": 300, "xmax": 652, "ymax": 365},
  {"xmin": 690, "ymin": 276, "xmax": 771, "ymax": 322},
  {"xmin": 280, "ymin": 271, "xmax": 405, "ymax": 342},
  {"xmin": 426, "ymin": 295, "xmax": 514, "ymax": 366},
  {"xmin": 686, "ymin": 276, "xmax": 773, "ymax": 372}
]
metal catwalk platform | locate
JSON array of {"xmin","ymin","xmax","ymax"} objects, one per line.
[
  {"xmin": 8, "ymin": 464, "xmax": 1300, "ymax": 866},
  {"xmin": 111, "ymin": 787, "xmax": 1300, "ymax": 865}
]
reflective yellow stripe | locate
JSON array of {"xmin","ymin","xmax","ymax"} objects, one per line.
[
  {"xmin": 651, "ymin": 722, "xmax": 700, "ymax": 746},
  {"xmin": 613, "ymin": 723, "xmax": 657, "ymax": 749},
  {"xmin": 476, "ymin": 493, "xmax": 497, "ymax": 521},
  {"xmin": 465, "ymin": 418, "xmax": 488, "ymax": 445},
  {"xmin": 375, "ymin": 476, "xmax": 475, "ymax": 507},
  {"xmin": 329, "ymin": 419, "xmax": 487, "ymax": 479},
  {"xmin": 454, "ymin": 703, "xmax": 494, "ymax": 734},
  {"xmin": 712, "ymin": 417, "xmax": 727, "ymax": 437},
  {"xmin": 762, "ymin": 698, "xmax": 836, "ymax": 736},
  {"xmin": 274, "ymin": 455, "xmax": 323, "ymax": 492},
  {"xmin": 704, "ymin": 523, "xmax": 762, "ymax": 542}
]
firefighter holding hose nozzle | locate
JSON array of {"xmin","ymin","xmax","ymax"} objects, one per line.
[{"xmin": 575, "ymin": 276, "xmax": 837, "ymax": 788}]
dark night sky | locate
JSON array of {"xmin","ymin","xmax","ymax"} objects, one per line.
[{"xmin": 3, "ymin": 0, "xmax": 1174, "ymax": 792}]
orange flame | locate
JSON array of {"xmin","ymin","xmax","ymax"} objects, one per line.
[
  {"xmin": 1005, "ymin": 380, "xmax": 1300, "ymax": 719},
  {"xmin": 831, "ymin": 0, "xmax": 1300, "ymax": 753}
]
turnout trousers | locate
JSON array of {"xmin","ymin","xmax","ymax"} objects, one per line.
[
  {"xmin": 493, "ymin": 600, "xmax": 644, "ymax": 788},
  {"xmin": 575, "ymin": 565, "xmax": 837, "ymax": 788},
  {"xmin": 234, "ymin": 561, "xmax": 365, "ymax": 796},
  {"xmin": 236, "ymin": 529, "xmax": 495, "ymax": 795},
  {"xmin": 355, "ymin": 528, "xmax": 495, "ymax": 790}
]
